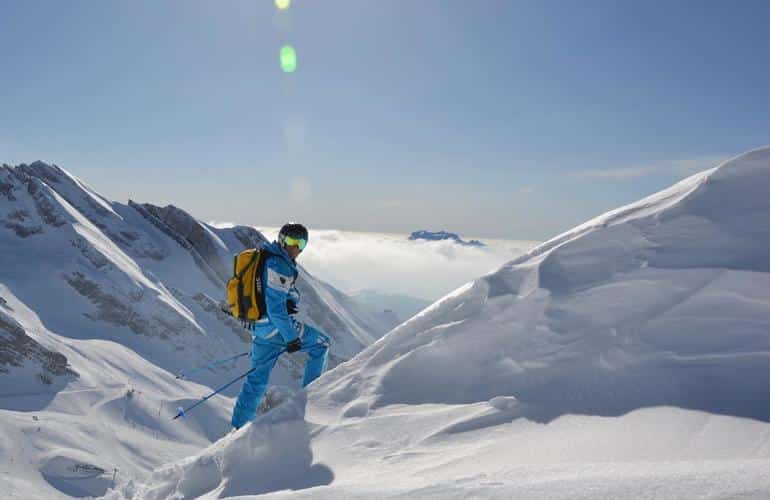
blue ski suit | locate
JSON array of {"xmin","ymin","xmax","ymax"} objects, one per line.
[{"xmin": 231, "ymin": 241, "xmax": 330, "ymax": 429}]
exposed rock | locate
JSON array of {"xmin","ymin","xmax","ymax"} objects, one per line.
[
  {"xmin": 66, "ymin": 272, "xmax": 198, "ymax": 339},
  {"xmin": 409, "ymin": 229, "xmax": 485, "ymax": 247},
  {"xmin": 0, "ymin": 179, "xmax": 15, "ymax": 201},
  {"xmin": 16, "ymin": 162, "xmax": 150, "ymax": 252},
  {"xmin": 129, "ymin": 201, "xmax": 222, "ymax": 286},
  {"xmin": 0, "ymin": 165, "xmax": 22, "ymax": 201},
  {"xmin": 141, "ymin": 204, "xmax": 229, "ymax": 281},
  {"xmin": 191, "ymin": 292, "xmax": 251, "ymax": 343},
  {"xmin": 17, "ymin": 161, "xmax": 64, "ymax": 186},
  {"xmin": 232, "ymin": 225, "xmax": 268, "ymax": 250},
  {"xmin": 0, "ymin": 309, "xmax": 77, "ymax": 378},
  {"xmin": 3, "ymin": 219, "xmax": 43, "ymax": 238},
  {"xmin": 120, "ymin": 230, "xmax": 140, "ymax": 242},
  {"xmin": 26, "ymin": 178, "xmax": 68, "ymax": 228},
  {"xmin": 71, "ymin": 237, "xmax": 110, "ymax": 269},
  {"xmin": 2, "ymin": 199, "xmax": 44, "ymax": 239},
  {"xmin": 0, "ymin": 169, "xmax": 43, "ymax": 236},
  {"xmin": 7, "ymin": 209, "xmax": 29, "ymax": 222}
]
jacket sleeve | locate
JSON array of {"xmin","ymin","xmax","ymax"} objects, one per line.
[{"xmin": 263, "ymin": 256, "xmax": 298, "ymax": 344}]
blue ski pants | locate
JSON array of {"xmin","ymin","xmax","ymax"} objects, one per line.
[{"xmin": 231, "ymin": 324, "xmax": 330, "ymax": 429}]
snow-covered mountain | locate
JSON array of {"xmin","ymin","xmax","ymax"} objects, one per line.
[
  {"xmin": 134, "ymin": 147, "xmax": 770, "ymax": 499},
  {"xmin": 0, "ymin": 161, "xmax": 380, "ymax": 498}
]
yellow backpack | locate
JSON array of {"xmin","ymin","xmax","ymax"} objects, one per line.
[{"xmin": 226, "ymin": 248, "xmax": 269, "ymax": 322}]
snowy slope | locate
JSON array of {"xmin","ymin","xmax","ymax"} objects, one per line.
[
  {"xmin": 0, "ymin": 162, "xmax": 379, "ymax": 497},
  {"xmin": 131, "ymin": 147, "xmax": 770, "ymax": 499}
]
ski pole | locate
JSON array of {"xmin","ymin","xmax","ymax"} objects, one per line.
[
  {"xmin": 173, "ymin": 367, "xmax": 253, "ymax": 420},
  {"xmin": 175, "ymin": 351, "xmax": 250, "ymax": 380},
  {"xmin": 172, "ymin": 348, "xmax": 287, "ymax": 420}
]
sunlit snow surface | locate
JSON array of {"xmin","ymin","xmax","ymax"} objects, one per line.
[{"xmin": 129, "ymin": 147, "xmax": 770, "ymax": 499}]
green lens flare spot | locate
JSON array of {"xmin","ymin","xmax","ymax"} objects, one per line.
[
  {"xmin": 275, "ymin": 0, "xmax": 291, "ymax": 10},
  {"xmin": 280, "ymin": 45, "xmax": 297, "ymax": 73}
]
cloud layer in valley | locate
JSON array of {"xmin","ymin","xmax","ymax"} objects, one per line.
[{"xmin": 255, "ymin": 228, "xmax": 538, "ymax": 302}]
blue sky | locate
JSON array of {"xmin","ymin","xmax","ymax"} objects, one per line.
[{"xmin": 2, "ymin": 0, "xmax": 769, "ymax": 239}]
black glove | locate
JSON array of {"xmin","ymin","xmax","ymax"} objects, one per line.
[
  {"xmin": 286, "ymin": 338, "xmax": 302, "ymax": 353},
  {"xmin": 286, "ymin": 299, "xmax": 298, "ymax": 315}
]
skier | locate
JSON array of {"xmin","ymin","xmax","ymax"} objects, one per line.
[{"xmin": 230, "ymin": 222, "xmax": 330, "ymax": 429}]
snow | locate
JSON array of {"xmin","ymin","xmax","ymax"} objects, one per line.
[{"xmin": 126, "ymin": 147, "xmax": 770, "ymax": 499}]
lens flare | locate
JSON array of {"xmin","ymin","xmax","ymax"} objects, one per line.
[
  {"xmin": 280, "ymin": 45, "xmax": 297, "ymax": 73},
  {"xmin": 275, "ymin": 0, "xmax": 291, "ymax": 10}
]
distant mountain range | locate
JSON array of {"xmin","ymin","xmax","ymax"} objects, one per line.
[{"xmin": 408, "ymin": 230, "xmax": 485, "ymax": 246}]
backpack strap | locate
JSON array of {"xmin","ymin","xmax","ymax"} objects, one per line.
[{"xmin": 254, "ymin": 249, "xmax": 270, "ymax": 319}]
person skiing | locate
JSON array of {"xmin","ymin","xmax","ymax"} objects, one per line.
[{"xmin": 231, "ymin": 222, "xmax": 330, "ymax": 429}]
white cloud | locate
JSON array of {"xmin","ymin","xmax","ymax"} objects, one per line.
[
  {"xmin": 572, "ymin": 165, "xmax": 660, "ymax": 180},
  {"xmin": 258, "ymin": 228, "xmax": 538, "ymax": 301},
  {"xmin": 571, "ymin": 155, "xmax": 727, "ymax": 180}
]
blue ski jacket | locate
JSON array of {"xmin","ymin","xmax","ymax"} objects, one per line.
[{"xmin": 250, "ymin": 241, "xmax": 302, "ymax": 344}]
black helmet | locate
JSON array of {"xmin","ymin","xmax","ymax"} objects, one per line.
[{"xmin": 278, "ymin": 222, "xmax": 308, "ymax": 249}]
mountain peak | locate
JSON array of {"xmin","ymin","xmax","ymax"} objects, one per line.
[{"xmin": 408, "ymin": 230, "xmax": 485, "ymax": 247}]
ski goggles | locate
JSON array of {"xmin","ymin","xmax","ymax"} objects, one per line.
[{"xmin": 282, "ymin": 235, "xmax": 307, "ymax": 251}]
